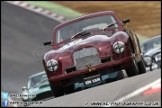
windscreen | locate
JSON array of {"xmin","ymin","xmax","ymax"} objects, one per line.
[{"xmin": 56, "ymin": 15, "xmax": 118, "ymax": 43}]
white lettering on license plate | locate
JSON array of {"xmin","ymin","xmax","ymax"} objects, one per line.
[{"xmin": 85, "ymin": 77, "xmax": 101, "ymax": 85}]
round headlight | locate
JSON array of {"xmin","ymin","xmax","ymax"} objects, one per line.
[
  {"xmin": 46, "ymin": 59, "xmax": 58, "ymax": 72},
  {"xmin": 113, "ymin": 41, "xmax": 125, "ymax": 53},
  {"xmin": 21, "ymin": 91, "xmax": 29, "ymax": 101},
  {"xmin": 143, "ymin": 56, "xmax": 152, "ymax": 66}
]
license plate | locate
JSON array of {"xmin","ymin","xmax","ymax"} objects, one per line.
[{"xmin": 84, "ymin": 74, "xmax": 101, "ymax": 86}]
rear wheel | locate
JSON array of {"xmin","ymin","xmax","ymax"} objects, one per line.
[
  {"xmin": 150, "ymin": 59, "xmax": 156, "ymax": 71},
  {"xmin": 126, "ymin": 55, "xmax": 139, "ymax": 77}
]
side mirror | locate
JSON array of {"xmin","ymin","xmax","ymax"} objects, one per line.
[
  {"xmin": 22, "ymin": 86, "xmax": 27, "ymax": 91},
  {"xmin": 122, "ymin": 18, "xmax": 130, "ymax": 24},
  {"xmin": 43, "ymin": 41, "xmax": 52, "ymax": 46}
]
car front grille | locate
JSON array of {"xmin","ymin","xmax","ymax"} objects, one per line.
[
  {"xmin": 73, "ymin": 47, "xmax": 101, "ymax": 70},
  {"xmin": 32, "ymin": 91, "xmax": 53, "ymax": 101}
]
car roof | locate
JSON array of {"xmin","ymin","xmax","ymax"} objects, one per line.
[
  {"xmin": 29, "ymin": 71, "xmax": 46, "ymax": 79},
  {"xmin": 54, "ymin": 11, "xmax": 117, "ymax": 29},
  {"xmin": 141, "ymin": 35, "xmax": 161, "ymax": 45}
]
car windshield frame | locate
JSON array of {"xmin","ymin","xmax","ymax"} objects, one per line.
[{"xmin": 55, "ymin": 14, "xmax": 118, "ymax": 44}]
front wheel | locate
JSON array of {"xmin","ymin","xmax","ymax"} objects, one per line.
[
  {"xmin": 157, "ymin": 61, "xmax": 161, "ymax": 69},
  {"xmin": 51, "ymin": 86, "xmax": 64, "ymax": 97},
  {"xmin": 64, "ymin": 84, "xmax": 75, "ymax": 94},
  {"xmin": 125, "ymin": 56, "xmax": 139, "ymax": 77},
  {"xmin": 138, "ymin": 58, "xmax": 146, "ymax": 74}
]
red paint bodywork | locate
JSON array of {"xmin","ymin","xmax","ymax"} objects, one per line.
[{"xmin": 42, "ymin": 11, "xmax": 142, "ymax": 87}]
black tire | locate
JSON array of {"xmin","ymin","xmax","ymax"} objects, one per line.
[
  {"xmin": 137, "ymin": 58, "xmax": 146, "ymax": 74},
  {"xmin": 64, "ymin": 84, "xmax": 75, "ymax": 94},
  {"xmin": 150, "ymin": 65, "xmax": 153, "ymax": 71},
  {"xmin": 150, "ymin": 58, "xmax": 156, "ymax": 71},
  {"xmin": 157, "ymin": 61, "xmax": 161, "ymax": 69},
  {"xmin": 51, "ymin": 86, "xmax": 64, "ymax": 97},
  {"xmin": 125, "ymin": 56, "xmax": 139, "ymax": 77}
]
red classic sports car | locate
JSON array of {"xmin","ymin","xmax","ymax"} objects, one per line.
[{"xmin": 42, "ymin": 11, "xmax": 146, "ymax": 97}]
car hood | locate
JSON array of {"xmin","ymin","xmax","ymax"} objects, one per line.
[
  {"xmin": 144, "ymin": 47, "xmax": 161, "ymax": 56},
  {"xmin": 44, "ymin": 31, "xmax": 129, "ymax": 62},
  {"xmin": 59, "ymin": 35, "xmax": 109, "ymax": 51}
]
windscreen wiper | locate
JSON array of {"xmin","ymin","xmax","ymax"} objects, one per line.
[
  {"xmin": 71, "ymin": 30, "xmax": 90, "ymax": 39},
  {"xmin": 104, "ymin": 21, "xmax": 118, "ymax": 30}
]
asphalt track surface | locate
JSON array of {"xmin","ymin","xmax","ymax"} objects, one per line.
[
  {"xmin": 1, "ymin": 1, "xmax": 161, "ymax": 107},
  {"xmin": 29, "ymin": 70, "xmax": 161, "ymax": 107},
  {"xmin": 2, "ymin": 1, "xmax": 59, "ymax": 93}
]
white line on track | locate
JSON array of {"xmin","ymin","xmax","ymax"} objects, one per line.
[{"xmin": 104, "ymin": 78, "xmax": 161, "ymax": 107}]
